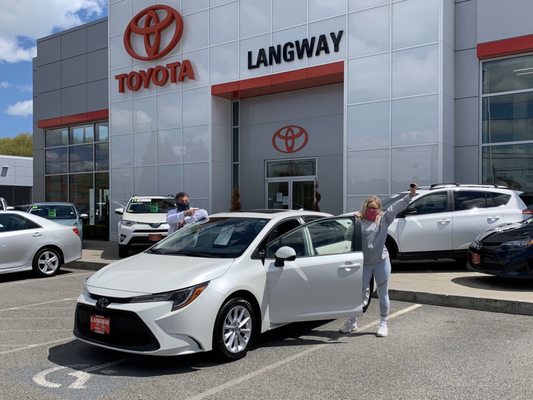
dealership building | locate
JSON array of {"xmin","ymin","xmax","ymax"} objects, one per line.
[{"xmin": 32, "ymin": 0, "xmax": 533, "ymax": 240}]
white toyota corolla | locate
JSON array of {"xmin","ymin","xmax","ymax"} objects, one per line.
[{"xmin": 74, "ymin": 210, "xmax": 366, "ymax": 361}]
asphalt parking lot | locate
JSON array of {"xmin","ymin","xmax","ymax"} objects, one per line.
[{"xmin": 1, "ymin": 266, "xmax": 532, "ymax": 400}]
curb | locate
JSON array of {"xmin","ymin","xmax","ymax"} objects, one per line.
[{"xmin": 388, "ymin": 289, "xmax": 533, "ymax": 316}]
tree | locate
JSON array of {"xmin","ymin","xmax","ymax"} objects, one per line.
[{"xmin": 0, "ymin": 133, "xmax": 33, "ymax": 157}]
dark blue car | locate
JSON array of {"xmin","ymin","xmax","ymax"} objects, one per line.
[{"xmin": 468, "ymin": 217, "xmax": 533, "ymax": 279}]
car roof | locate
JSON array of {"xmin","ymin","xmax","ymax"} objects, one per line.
[
  {"xmin": 0, "ymin": 210, "xmax": 65, "ymax": 226},
  {"xmin": 129, "ymin": 196, "xmax": 174, "ymax": 201},
  {"xmin": 30, "ymin": 202, "xmax": 75, "ymax": 206},
  {"xmin": 209, "ymin": 210, "xmax": 333, "ymax": 221}
]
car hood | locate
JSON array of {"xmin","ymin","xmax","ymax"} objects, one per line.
[
  {"xmin": 87, "ymin": 252, "xmax": 234, "ymax": 296},
  {"xmin": 122, "ymin": 213, "xmax": 168, "ymax": 224}
]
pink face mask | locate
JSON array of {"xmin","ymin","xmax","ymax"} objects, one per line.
[{"xmin": 364, "ymin": 208, "xmax": 380, "ymax": 222}]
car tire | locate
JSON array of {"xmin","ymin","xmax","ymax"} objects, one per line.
[
  {"xmin": 213, "ymin": 297, "xmax": 256, "ymax": 362},
  {"xmin": 118, "ymin": 245, "xmax": 129, "ymax": 258},
  {"xmin": 32, "ymin": 247, "xmax": 62, "ymax": 277}
]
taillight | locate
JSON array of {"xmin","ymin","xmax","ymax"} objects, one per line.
[
  {"xmin": 522, "ymin": 209, "xmax": 533, "ymax": 215},
  {"xmin": 73, "ymin": 227, "xmax": 80, "ymax": 236}
]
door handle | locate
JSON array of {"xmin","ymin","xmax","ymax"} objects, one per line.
[
  {"xmin": 32, "ymin": 232, "xmax": 43, "ymax": 237},
  {"xmin": 487, "ymin": 217, "xmax": 500, "ymax": 222},
  {"xmin": 437, "ymin": 219, "xmax": 451, "ymax": 224},
  {"xmin": 339, "ymin": 263, "xmax": 361, "ymax": 271}
]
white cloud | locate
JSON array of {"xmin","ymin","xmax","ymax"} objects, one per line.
[
  {"xmin": 0, "ymin": 0, "xmax": 106, "ymax": 63},
  {"xmin": 6, "ymin": 100, "xmax": 33, "ymax": 116},
  {"xmin": 0, "ymin": 81, "xmax": 11, "ymax": 88}
]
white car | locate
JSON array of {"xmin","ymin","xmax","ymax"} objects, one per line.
[
  {"xmin": 74, "ymin": 210, "xmax": 367, "ymax": 361},
  {"xmin": 0, "ymin": 211, "xmax": 82, "ymax": 277},
  {"xmin": 115, "ymin": 196, "xmax": 176, "ymax": 257},
  {"xmin": 384, "ymin": 184, "xmax": 530, "ymax": 261}
]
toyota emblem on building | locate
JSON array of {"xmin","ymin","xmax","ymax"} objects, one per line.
[
  {"xmin": 96, "ymin": 297, "xmax": 110, "ymax": 310},
  {"xmin": 272, "ymin": 125, "xmax": 309, "ymax": 153},
  {"xmin": 124, "ymin": 5, "xmax": 184, "ymax": 61}
]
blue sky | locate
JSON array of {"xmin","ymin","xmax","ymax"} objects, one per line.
[{"xmin": 0, "ymin": 0, "xmax": 108, "ymax": 139}]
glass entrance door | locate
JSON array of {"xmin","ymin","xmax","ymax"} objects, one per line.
[
  {"xmin": 267, "ymin": 179, "xmax": 315, "ymax": 210},
  {"xmin": 267, "ymin": 181, "xmax": 289, "ymax": 209}
]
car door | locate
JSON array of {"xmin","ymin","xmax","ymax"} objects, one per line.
[
  {"xmin": 391, "ymin": 191, "xmax": 453, "ymax": 253},
  {"xmin": 266, "ymin": 217, "xmax": 364, "ymax": 323},
  {"xmin": 451, "ymin": 190, "xmax": 504, "ymax": 249},
  {"xmin": 0, "ymin": 213, "xmax": 44, "ymax": 270}
]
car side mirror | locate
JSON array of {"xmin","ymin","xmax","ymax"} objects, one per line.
[
  {"xmin": 80, "ymin": 213, "xmax": 88, "ymax": 219},
  {"xmin": 274, "ymin": 246, "xmax": 296, "ymax": 267},
  {"xmin": 114, "ymin": 208, "xmax": 124, "ymax": 215}
]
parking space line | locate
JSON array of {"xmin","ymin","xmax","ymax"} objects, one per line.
[
  {"xmin": 0, "ymin": 298, "xmax": 78, "ymax": 313},
  {"xmin": 0, "ymin": 317, "xmax": 72, "ymax": 320},
  {"xmin": 0, "ymin": 329, "xmax": 71, "ymax": 332},
  {"xmin": 0, "ymin": 337, "xmax": 73, "ymax": 355},
  {"xmin": 187, "ymin": 304, "xmax": 423, "ymax": 400},
  {"xmin": 0, "ymin": 272, "xmax": 91, "ymax": 287}
]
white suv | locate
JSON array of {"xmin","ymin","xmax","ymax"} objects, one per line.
[
  {"xmin": 115, "ymin": 196, "xmax": 176, "ymax": 257},
  {"xmin": 384, "ymin": 184, "xmax": 530, "ymax": 261}
]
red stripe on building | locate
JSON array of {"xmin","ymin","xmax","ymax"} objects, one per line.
[
  {"xmin": 211, "ymin": 61, "xmax": 344, "ymax": 100},
  {"xmin": 37, "ymin": 109, "xmax": 109, "ymax": 129},
  {"xmin": 477, "ymin": 34, "xmax": 533, "ymax": 59}
]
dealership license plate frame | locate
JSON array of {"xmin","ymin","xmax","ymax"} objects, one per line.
[
  {"xmin": 148, "ymin": 233, "xmax": 162, "ymax": 242},
  {"xmin": 90, "ymin": 314, "xmax": 111, "ymax": 335}
]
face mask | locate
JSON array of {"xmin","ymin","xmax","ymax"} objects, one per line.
[
  {"xmin": 364, "ymin": 208, "xmax": 379, "ymax": 222},
  {"xmin": 177, "ymin": 201, "xmax": 190, "ymax": 212}
]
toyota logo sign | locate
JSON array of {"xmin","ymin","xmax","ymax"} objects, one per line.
[
  {"xmin": 124, "ymin": 5, "xmax": 183, "ymax": 61},
  {"xmin": 272, "ymin": 125, "xmax": 309, "ymax": 153}
]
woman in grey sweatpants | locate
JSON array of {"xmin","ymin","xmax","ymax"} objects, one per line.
[{"xmin": 339, "ymin": 183, "xmax": 417, "ymax": 337}]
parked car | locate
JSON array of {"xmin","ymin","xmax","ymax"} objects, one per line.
[
  {"xmin": 468, "ymin": 217, "xmax": 533, "ymax": 279},
  {"xmin": 73, "ymin": 210, "xmax": 369, "ymax": 361},
  {"xmin": 115, "ymin": 195, "xmax": 177, "ymax": 258},
  {"xmin": 383, "ymin": 184, "xmax": 530, "ymax": 261},
  {"xmin": 0, "ymin": 210, "xmax": 82, "ymax": 277},
  {"xmin": 27, "ymin": 202, "xmax": 87, "ymax": 240}
]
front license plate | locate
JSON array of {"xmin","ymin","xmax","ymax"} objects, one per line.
[
  {"xmin": 148, "ymin": 233, "xmax": 162, "ymax": 241},
  {"xmin": 90, "ymin": 314, "xmax": 110, "ymax": 335},
  {"xmin": 470, "ymin": 253, "xmax": 481, "ymax": 265}
]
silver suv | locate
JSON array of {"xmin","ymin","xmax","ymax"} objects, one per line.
[{"xmin": 384, "ymin": 184, "xmax": 529, "ymax": 261}]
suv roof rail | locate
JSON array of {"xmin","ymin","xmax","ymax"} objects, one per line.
[{"xmin": 430, "ymin": 183, "xmax": 509, "ymax": 190}]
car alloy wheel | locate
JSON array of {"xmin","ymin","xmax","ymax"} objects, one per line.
[
  {"xmin": 33, "ymin": 248, "xmax": 61, "ymax": 277},
  {"xmin": 213, "ymin": 297, "xmax": 255, "ymax": 361}
]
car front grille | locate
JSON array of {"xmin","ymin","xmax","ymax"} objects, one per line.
[{"xmin": 74, "ymin": 303, "xmax": 160, "ymax": 352}]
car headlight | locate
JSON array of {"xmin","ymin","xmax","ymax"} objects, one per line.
[
  {"xmin": 502, "ymin": 238, "xmax": 533, "ymax": 248},
  {"xmin": 121, "ymin": 220, "xmax": 136, "ymax": 227},
  {"xmin": 130, "ymin": 282, "xmax": 209, "ymax": 311}
]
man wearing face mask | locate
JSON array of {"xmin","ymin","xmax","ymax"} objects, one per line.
[
  {"xmin": 166, "ymin": 192, "xmax": 208, "ymax": 235},
  {"xmin": 338, "ymin": 183, "xmax": 417, "ymax": 337}
]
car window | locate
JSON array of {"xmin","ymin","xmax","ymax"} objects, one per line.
[
  {"xmin": 126, "ymin": 198, "xmax": 176, "ymax": 213},
  {"xmin": 301, "ymin": 215, "xmax": 325, "ymax": 223},
  {"xmin": 0, "ymin": 214, "xmax": 40, "ymax": 232},
  {"xmin": 490, "ymin": 192, "xmax": 511, "ymax": 206},
  {"xmin": 265, "ymin": 219, "xmax": 301, "ymax": 244},
  {"xmin": 454, "ymin": 191, "xmax": 489, "ymax": 210},
  {"xmin": 29, "ymin": 205, "xmax": 77, "ymax": 220},
  {"xmin": 407, "ymin": 192, "xmax": 448, "ymax": 215},
  {"xmin": 266, "ymin": 217, "xmax": 358, "ymax": 258}
]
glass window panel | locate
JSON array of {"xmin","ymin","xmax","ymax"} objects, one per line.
[
  {"xmin": 482, "ymin": 54, "xmax": 533, "ymax": 94},
  {"xmin": 232, "ymin": 164, "xmax": 239, "ymax": 188},
  {"xmin": 157, "ymin": 91, "xmax": 182, "ymax": 130},
  {"xmin": 133, "ymin": 96, "xmax": 156, "ymax": 133},
  {"xmin": 391, "ymin": 95, "xmax": 438, "ymax": 146},
  {"xmin": 482, "ymin": 144, "xmax": 533, "ymax": 191},
  {"xmin": 391, "ymin": 145, "xmax": 438, "ymax": 192},
  {"xmin": 349, "ymin": 0, "xmax": 389, "ymax": 12},
  {"xmin": 347, "ymin": 101, "xmax": 390, "ymax": 149},
  {"xmin": 46, "ymin": 175, "xmax": 68, "ymax": 202},
  {"xmin": 482, "ymin": 93, "xmax": 533, "ymax": 143},
  {"xmin": 95, "ymin": 142, "xmax": 109, "ymax": 171},
  {"xmin": 348, "ymin": 53, "xmax": 390, "ymax": 103},
  {"xmin": 267, "ymin": 159, "xmax": 316, "ymax": 177},
  {"xmin": 454, "ymin": 191, "xmax": 489, "ymax": 211},
  {"xmin": 347, "ymin": 149, "xmax": 389, "ymax": 195},
  {"xmin": 69, "ymin": 124, "xmax": 94, "ymax": 144},
  {"xmin": 133, "ymin": 132, "xmax": 157, "ymax": 166},
  {"xmin": 392, "ymin": 0, "xmax": 438, "ymax": 49},
  {"xmin": 273, "ymin": 0, "xmax": 306, "ymax": 30},
  {"xmin": 309, "ymin": 0, "xmax": 345, "ymax": 21},
  {"xmin": 392, "ymin": 44, "xmax": 438, "ymax": 98},
  {"xmin": 94, "ymin": 172, "xmax": 110, "ymax": 229},
  {"xmin": 232, "ymin": 128, "xmax": 239, "ymax": 162},
  {"xmin": 240, "ymin": 0, "xmax": 270, "ymax": 38},
  {"xmin": 46, "ymin": 147, "xmax": 68, "ymax": 174},
  {"xmin": 232, "ymin": 101, "xmax": 239, "ymax": 127},
  {"xmin": 183, "ymin": 125, "xmax": 209, "ymax": 163},
  {"xmin": 96, "ymin": 122, "xmax": 109, "ymax": 142},
  {"xmin": 349, "ymin": 6, "xmax": 390, "ymax": 58},
  {"xmin": 69, "ymin": 144, "xmax": 94, "ymax": 173},
  {"xmin": 157, "ymin": 129, "xmax": 182, "ymax": 164},
  {"xmin": 45, "ymin": 128, "xmax": 68, "ymax": 147},
  {"xmin": 69, "ymin": 174, "xmax": 93, "ymax": 215}
]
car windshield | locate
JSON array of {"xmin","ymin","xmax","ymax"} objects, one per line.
[
  {"xmin": 147, "ymin": 217, "xmax": 269, "ymax": 258},
  {"xmin": 29, "ymin": 204, "xmax": 76, "ymax": 220},
  {"xmin": 126, "ymin": 198, "xmax": 176, "ymax": 213},
  {"xmin": 380, "ymin": 193, "xmax": 407, "ymax": 210}
]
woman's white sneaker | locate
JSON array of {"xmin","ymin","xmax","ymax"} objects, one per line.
[
  {"xmin": 338, "ymin": 318, "xmax": 358, "ymax": 333},
  {"xmin": 376, "ymin": 322, "xmax": 388, "ymax": 337}
]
